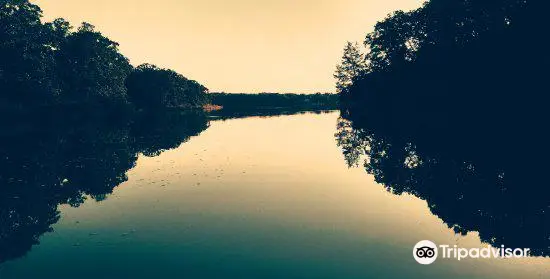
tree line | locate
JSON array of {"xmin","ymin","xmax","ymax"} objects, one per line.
[
  {"xmin": 335, "ymin": 0, "xmax": 549, "ymax": 137},
  {"xmin": 209, "ymin": 92, "xmax": 338, "ymax": 111},
  {"xmin": 0, "ymin": 0, "xmax": 209, "ymax": 111}
]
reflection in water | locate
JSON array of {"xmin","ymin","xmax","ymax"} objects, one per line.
[
  {"xmin": 131, "ymin": 111, "xmax": 210, "ymax": 157},
  {"xmin": 0, "ymin": 111, "xmax": 548, "ymax": 279},
  {"xmin": 335, "ymin": 116, "xmax": 550, "ymax": 257},
  {"xmin": 0, "ymin": 110, "xmax": 208, "ymax": 264},
  {"xmin": 208, "ymin": 109, "xmax": 335, "ymax": 121},
  {"xmin": 0, "ymin": 109, "xmax": 333, "ymax": 264}
]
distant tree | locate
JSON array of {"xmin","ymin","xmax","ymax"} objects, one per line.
[
  {"xmin": 334, "ymin": 42, "xmax": 367, "ymax": 102},
  {"xmin": 126, "ymin": 63, "xmax": 209, "ymax": 109},
  {"xmin": 186, "ymin": 79, "xmax": 210, "ymax": 106},
  {"xmin": 208, "ymin": 92, "xmax": 338, "ymax": 110},
  {"xmin": 56, "ymin": 22, "xmax": 132, "ymax": 105}
]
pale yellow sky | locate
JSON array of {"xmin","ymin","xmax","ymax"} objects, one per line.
[{"xmin": 32, "ymin": 0, "xmax": 424, "ymax": 93}]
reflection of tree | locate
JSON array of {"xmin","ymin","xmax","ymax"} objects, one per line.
[
  {"xmin": 210, "ymin": 108, "xmax": 334, "ymax": 121},
  {"xmin": 335, "ymin": 117, "xmax": 368, "ymax": 167},
  {"xmin": 131, "ymin": 110, "xmax": 209, "ymax": 157},
  {"xmin": 0, "ymin": 110, "xmax": 209, "ymax": 264},
  {"xmin": 336, "ymin": 117, "xmax": 550, "ymax": 257}
]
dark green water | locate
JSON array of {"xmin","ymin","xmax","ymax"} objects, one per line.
[{"xmin": 0, "ymin": 112, "xmax": 548, "ymax": 278}]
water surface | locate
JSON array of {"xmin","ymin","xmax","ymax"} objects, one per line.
[{"xmin": 0, "ymin": 112, "xmax": 548, "ymax": 278}]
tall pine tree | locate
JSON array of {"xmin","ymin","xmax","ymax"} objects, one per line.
[{"xmin": 334, "ymin": 42, "xmax": 367, "ymax": 102}]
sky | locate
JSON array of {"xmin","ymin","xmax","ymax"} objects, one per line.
[{"xmin": 32, "ymin": 0, "xmax": 424, "ymax": 93}]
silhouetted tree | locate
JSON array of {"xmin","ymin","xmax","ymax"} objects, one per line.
[
  {"xmin": 340, "ymin": 0, "xmax": 549, "ymax": 129},
  {"xmin": 0, "ymin": 0, "xmax": 59, "ymax": 107},
  {"xmin": 56, "ymin": 22, "xmax": 132, "ymax": 105},
  {"xmin": 209, "ymin": 92, "xmax": 338, "ymax": 112},
  {"xmin": 126, "ymin": 63, "xmax": 209, "ymax": 110},
  {"xmin": 334, "ymin": 42, "xmax": 366, "ymax": 102},
  {"xmin": 0, "ymin": 1, "xmax": 211, "ymax": 110}
]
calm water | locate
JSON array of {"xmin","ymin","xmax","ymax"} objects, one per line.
[{"xmin": 0, "ymin": 112, "xmax": 548, "ymax": 278}]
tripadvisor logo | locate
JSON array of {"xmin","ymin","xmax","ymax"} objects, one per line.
[
  {"xmin": 413, "ymin": 240, "xmax": 438, "ymax": 265},
  {"xmin": 413, "ymin": 240, "xmax": 531, "ymax": 265}
]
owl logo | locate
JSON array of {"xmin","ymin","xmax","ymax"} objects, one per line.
[
  {"xmin": 413, "ymin": 240, "xmax": 438, "ymax": 264},
  {"xmin": 416, "ymin": 246, "xmax": 436, "ymax": 258}
]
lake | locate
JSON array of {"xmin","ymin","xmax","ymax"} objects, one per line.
[{"xmin": 0, "ymin": 111, "xmax": 548, "ymax": 279}]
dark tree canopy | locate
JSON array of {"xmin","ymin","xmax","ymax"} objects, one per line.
[
  {"xmin": 334, "ymin": 42, "xmax": 367, "ymax": 101},
  {"xmin": 339, "ymin": 0, "xmax": 550, "ymax": 128},
  {"xmin": 337, "ymin": 0, "xmax": 550, "ymax": 160},
  {"xmin": 209, "ymin": 92, "xmax": 338, "ymax": 112},
  {"xmin": 0, "ymin": 0, "xmax": 59, "ymax": 106},
  {"xmin": 56, "ymin": 22, "xmax": 132, "ymax": 105},
  {"xmin": 126, "ymin": 64, "xmax": 209, "ymax": 110},
  {"xmin": 0, "ymin": 0, "xmax": 209, "ymax": 110}
]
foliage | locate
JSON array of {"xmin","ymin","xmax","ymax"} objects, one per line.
[
  {"xmin": 334, "ymin": 42, "xmax": 367, "ymax": 101},
  {"xmin": 0, "ymin": 0, "xmax": 59, "ymax": 106},
  {"xmin": 126, "ymin": 64, "xmax": 209, "ymax": 109},
  {"xmin": 209, "ymin": 92, "xmax": 338, "ymax": 111},
  {"xmin": 0, "ymin": 0, "xmax": 208, "ymax": 110},
  {"xmin": 56, "ymin": 22, "xmax": 132, "ymax": 105},
  {"xmin": 340, "ymin": 0, "xmax": 549, "ymax": 129}
]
